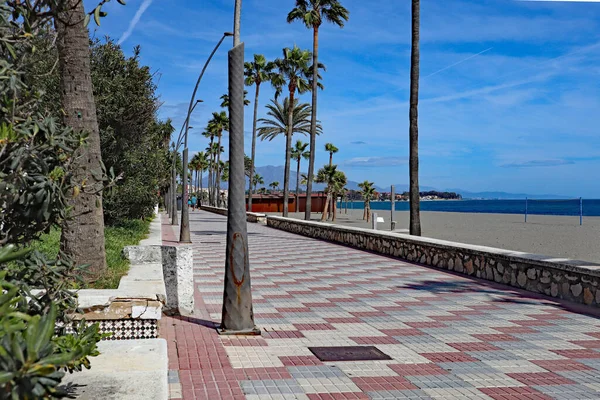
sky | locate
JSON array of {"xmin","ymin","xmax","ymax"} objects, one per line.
[{"xmin": 86, "ymin": 0, "xmax": 600, "ymax": 198}]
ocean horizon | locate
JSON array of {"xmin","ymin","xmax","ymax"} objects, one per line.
[{"xmin": 338, "ymin": 199, "xmax": 600, "ymax": 217}]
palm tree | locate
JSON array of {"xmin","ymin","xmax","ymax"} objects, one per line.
[
  {"xmin": 331, "ymin": 172, "xmax": 347, "ymax": 222},
  {"xmin": 300, "ymin": 173, "xmax": 309, "ymax": 187},
  {"xmin": 253, "ymin": 174, "xmax": 265, "ymax": 191},
  {"xmin": 291, "ymin": 140, "xmax": 310, "ymax": 213},
  {"xmin": 271, "ymin": 45, "xmax": 314, "ymax": 217},
  {"xmin": 269, "ymin": 181, "xmax": 280, "ymax": 192},
  {"xmin": 325, "ymin": 143, "xmax": 339, "ymax": 166},
  {"xmin": 207, "ymin": 111, "xmax": 229, "ymax": 207},
  {"xmin": 245, "ymin": 54, "xmax": 276, "ymax": 212},
  {"xmin": 203, "ymin": 128, "xmax": 216, "ymax": 204},
  {"xmin": 409, "ymin": 0, "xmax": 422, "ymax": 236},
  {"xmin": 257, "ymin": 98, "xmax": 321, "ymax": 141},
  {"xmin": 56, "ymin": 0, "xmax": 108, "ymax": 278},
  {"xmin": 315, "ymin": 164, "xmax": 342, "ymax": 221},
  {"xmin": 358, "ymin": 180, "xmax": 375, "ymax": 222},
  {"xmin": 288, "ymin": 0, "xmax": 349, "ymax": 222},
  {"xmin": 220, "ymin": 91, "xmax": 250, "ymax": 108},
  {"xmin": 194, "ymin": 151, "xmax": 209, "ymax": 205}
]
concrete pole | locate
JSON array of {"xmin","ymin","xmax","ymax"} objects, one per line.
[
  {"xmin": 372, "ymin": 212, "xmax": 378, "ymax": 230},
  {"xmin": 391, "ymin": 185, "xmax": 395, "ymax": 231},
  {"xmin": 220, "ymin": 40, "xmax": 258, "ymax": 335}
]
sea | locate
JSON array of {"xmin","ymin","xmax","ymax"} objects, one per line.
[{"xmin": 338, "ymin": 199, "xmax": 600, "ymax": 217}]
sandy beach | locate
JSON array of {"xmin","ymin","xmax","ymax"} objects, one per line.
[{"xmin": 275, "ymin": 209, "xmax": 600, "ymax": 263}]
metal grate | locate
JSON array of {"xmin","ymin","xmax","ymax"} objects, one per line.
[{"xmin": 309, "ymin": 346, "xmax": 391, "ymax": 362}]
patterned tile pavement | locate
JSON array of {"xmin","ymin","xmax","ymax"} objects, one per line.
[{"xmin": 160, "ymin": 211, "xmax": 600, "ymax": 399}]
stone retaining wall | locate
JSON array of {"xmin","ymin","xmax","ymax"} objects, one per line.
[
  {"xmin": 200, "ymin": 205, "xmax": 266, "ymax": 223},
  {"xmin": 267, "ymin": 216, "xmax": 600, "ymax": 307}
]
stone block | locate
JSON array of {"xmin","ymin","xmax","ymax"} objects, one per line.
[
  {"xmin": 584, "ymin": 288, "xmax": 594, "ymax": 305},
  {"xmin": 162, "ymin": 246, "xmax": 194, "ymax": 315},
  {"xmin": 527, "ymin": 268, "xmax": 537, "ymax": 280},
  {"xmin": 465, "ymin": 260, "xmax": 474, "ymax": 275},
  {"xmin": 551, "ymin": 282, "xmax": 559, "ymax": 297},
  {"xmin": 517, "ymin": 271, "xmax": 527, "ymax": 288},
  {"xmin": 123, "ymin": 245, "xmax": 162, "ymax": 264}
]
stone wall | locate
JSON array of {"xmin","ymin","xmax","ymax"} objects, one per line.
[
  {"xmin": 267, "ymin": 216, "xmax": 600, "ymax": 307},
  {"xmin": 200, "ymin": 205, "xmax": 266, "ymax": 223}
]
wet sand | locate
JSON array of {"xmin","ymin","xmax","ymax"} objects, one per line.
[{"xmin": 276, "ymin": 209, "xmax": 600, "ymax": 263}]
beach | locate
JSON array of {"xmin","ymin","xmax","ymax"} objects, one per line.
[{"xmin": 276, "ymin": 209, "xmax": 600, "ymax": 263}]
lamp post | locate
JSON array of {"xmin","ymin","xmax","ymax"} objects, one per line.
[
  {"xmin": 179, "ymin": 32, "xmax": 234, "ymax": 243},
  {"xmin": 170, "ymin": 100, "xmax": 202, "ymax": 225}
]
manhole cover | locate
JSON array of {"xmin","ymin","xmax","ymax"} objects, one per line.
[{"xmin": 308, "ymin": 346, "xmax": 391, "ymax": 362}]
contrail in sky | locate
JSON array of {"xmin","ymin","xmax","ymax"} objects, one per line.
[
  {"xmin": 118, "ymin": 0, "xmax": 154, "ymax": 45},
  {"xmin": 423, "ymin": 47, "xmax": 493, "ymax": 79}
]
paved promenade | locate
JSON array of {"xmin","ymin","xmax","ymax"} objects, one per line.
[{"xmin": 161, "ymin": 210, "xmax": 600, "ymax": 400}]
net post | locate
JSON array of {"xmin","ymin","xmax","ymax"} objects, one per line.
[
  {"xmin": 580, "ymin": 197, "xmax": 583, "ymax": 226},
  {"xmin": 525, "ymin": 197, "xmax": 528, "ymax": 223}
]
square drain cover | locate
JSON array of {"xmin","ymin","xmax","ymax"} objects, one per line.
[{"xmin": 309, "ymin": 346, "xmax": 391, "ymax": 362}]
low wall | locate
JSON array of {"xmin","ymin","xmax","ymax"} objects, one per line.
[
  {"xmin": 267, "ymin": 216, "xmax": 600, "ymax": 307},
  {"xmin": 200, "ymin": 205, "xmax": 266, "ymax": 223}
]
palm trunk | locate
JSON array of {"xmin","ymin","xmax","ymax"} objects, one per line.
[
  {"xmin": 366, "ymin": 201, "xmax": 371, "ymax": 222},
  {"xmin": 409, "ymin": 0, "xmax": 422, "ymax": 236},
  {"xmin": 321, "ymin": 190, "xmax": 331, "ymax": 222},
  {"xmin": 56, "ymin": 0, "xmax": 107, "ymax": 279},
  {"xmin": 282, "ymin": 92, "xmax": 294, "ymax": 217},
  {"xmin": 305, "ymin": 25, "xmax": 320, "ymax": 221},
  {"xmin": 332, "ymin": 197, "xmax": 337, "ymax": 222},
  {"xmin": 216, "ymin": 135, "xmax": 222, "ymax": 207},
  {"xmin": 329, "ymin": 152, "xmax": 333, "ymax": 167},
  {"xmin": 249, "ymin": 83, "xmax": 260, "ymax": 212},
  {"xmin": 200, "ymin": 169, "xmax": 204, "ymax": 206},
  {"xmin": 295, "ymin": 158, "xmax": 301, "ymax": 213}
]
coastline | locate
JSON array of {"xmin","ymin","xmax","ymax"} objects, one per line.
[{"xmin": 275, "ymin": 210, "xmax": 600, "ymax": 263}]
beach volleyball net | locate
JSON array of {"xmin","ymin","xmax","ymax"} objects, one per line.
[{"xmin": 525, "ymin": 198, "xmax": 583, "ymax": 225}]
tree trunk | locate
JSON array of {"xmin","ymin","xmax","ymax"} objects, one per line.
[
  {"xmin": 332, "ymin": 196, "xmax": 337, "ymax": 222},
  {"xmin": 305, "ymin": 25, "xmax": 320, "ymax": 221},
  {"xmin": 200, "ymin": 169, "xmax": 203, "ymax": 206},
  {"xmin": 366, "ymin": 202, "xmax": 371, "ymax": 223},
  {"xmin": 329, "ymin": 152, "xmax": 333, "ymax": 167},
  {"xmin": 171, "ymin": 164, "xmax": 178, "ymax": 225},
  {"xmin": 409, "ymin": 0, "xmax": 422, "ymax": 236},
  {"xmin": 321, "ymin": 190, "xmax": 331, "ymax": 222},
  {"xmin": 216, "ymin": 136, "xmax": 222, "ymax": 207},
  {"xmin": 248, "ymin": 83, "xmax": 260, "ymax": 212},
  {"xmin": 296, "ymin": 158, "xmax": 301, "ymax": 213},
  {"xmin": 56, "ymin": 0, "xmax": 107, "ymax": 280},
  {"xmin": 282, "ymin": 92, "xmax": 294, "ymax": 217}
]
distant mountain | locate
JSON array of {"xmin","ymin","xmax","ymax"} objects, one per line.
[
  {"xmin": 444, "ymin": 190, "xmax": 572, "ymax": 200},
  {"xmin": 201, "ymin": 165, "xmax": 570, "ymax": 199}
]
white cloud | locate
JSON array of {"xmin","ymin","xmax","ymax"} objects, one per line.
[
  {"xmin": 118, "ymin": 0, "xmax": 154, "ymax": 45},
  {"xmin": 342, "ymin": 157, "xmax": 408, "ymax": 168}
]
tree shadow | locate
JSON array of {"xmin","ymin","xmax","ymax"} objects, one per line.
[{"xmin": 397, "ymin": 280, "xmax": 504, "ymax": 297}]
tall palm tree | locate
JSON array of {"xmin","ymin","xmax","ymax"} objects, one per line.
[
  {"xmin": 325, "ymin": 143, "xmax": 339, "ymax": 166},
  {"xmin": 207, "ymin": 111, "xmax": 229, "ymax": 207},
  {"xmin": 257, "ymin": 98, "xmax": 321, "ymax": 141},
  {"xmin": 56, "ymin": 0, "xmax": 108, "ymax": 278},
  {"xmin": 291, "ymin": 140, "xmax": 310, "ymax": 213},
  {"xmin": 245, "ymin": 54, "xmax": 276, "ymax": 212},
  {"xmin": 269, "ymin": 181, "xmax": 280, "ymax": 192},
  {"xmin": 194, "ymin": 151, "xmax": 208, "ymax": 205},
  {"xmin": 288, "ymin": 0, "xmax": 349, "ymax": 222},
  {"xmin": 271, "ymin": 45, "xmax": 315, "ymax": 217},
  {"xmin": 409, "ymin": 0, "xmax": 422, "ymax": 236},
  {"xmin": 358, "ymin": 180, "xmax": 375, "ymax": 222},
  {"xmin": 203, "ymin": 129, "xmax": 216, "ymax": 204}
]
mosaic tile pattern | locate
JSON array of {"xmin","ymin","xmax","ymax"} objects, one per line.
[
  {"xmin": 161, "ymin": 212, "xmax": 600, "ymax": 400},
  {"xmin": 64, "ymin": 319, "xmax": 158, "ymax": 340}
]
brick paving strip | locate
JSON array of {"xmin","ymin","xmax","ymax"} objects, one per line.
[{"xmin": 160, "ymin": 211, "xmax": 600, "ymax": 400}]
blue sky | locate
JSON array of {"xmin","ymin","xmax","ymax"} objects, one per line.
[{"xmin": 88, "ymin": 0, "xmax": 600, "ymax": 197}]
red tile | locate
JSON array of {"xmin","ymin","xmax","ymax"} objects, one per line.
[
  {"xmin": 238, "ymin": 367, "xmax": 292, "ymax": 380},
  {"xmin": 507, "ymin": 372, "xmax": 577, "ymax": 386},
  {"xmin": 279, "ymin": 355, "xmax": 323, "ymax": 366},
  {"xmin": 421, "ymin": 352, "xmax": 479, "ymax": 363},
  {"xmin": 571, "ymin": 340, "xmax": 600, "ymax": 349},
  {"xmin": 553, "ymin": 349, "xmax": 600, "ymax": 359},
  {"xmin": 389, "ymin": 363, "xmax": 450, "ymax": 376},
  {"xmin": 494, "ymin": 326, "xmax": 537, "ymax": 334},
  {"xmin": 350, "ymin": 311, "xmax": 388, "ymax": 317},
  {"xmin": 262, "ymin": 330, "xmax": 305, "ymax": 339},
  {"xmin": 405, "ymin": 321, "xmax": 448, "ymax": 329},
  {"xmin": 531, "ymin": 359, "xmax": 593, "ymax": 372},
  {"xmin": 473, "ymin": 333, "xmax": 519, "ymax": 342},
  {"xmin": 448, "ymin": 342, "xmax": 500, "ymax": 352},
  {"xmin": 325, "ymin": 317, "xmax": 364, "ymax": 324},
  {"xmin": 350, "ymin": 336, "xmax": 400, "ymax": 345}
]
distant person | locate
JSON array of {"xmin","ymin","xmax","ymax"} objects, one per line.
[{"xmin": 191, "ymin": 195, "xmax": 197, "ymax": 210}]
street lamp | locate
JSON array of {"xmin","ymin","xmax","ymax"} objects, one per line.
[
  {"xmin": 170, "ymin": 101, "xmax": 202, "ymax": 226},
  {"xmin": 179, "ymin": 32, "xmax": 233, "ymax": 243}
]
